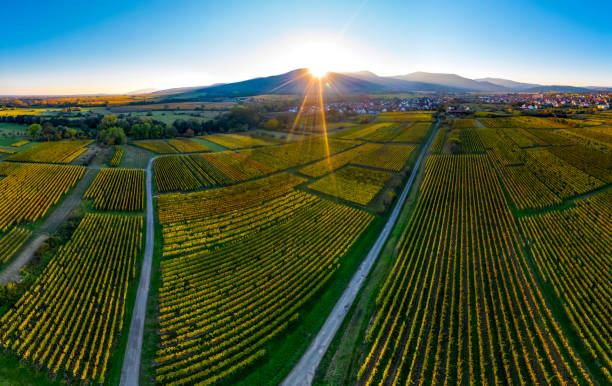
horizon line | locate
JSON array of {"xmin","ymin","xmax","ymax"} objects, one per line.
[{"xmin": 1, "ymin": 68, "xmax": 611, "ymax": 97}]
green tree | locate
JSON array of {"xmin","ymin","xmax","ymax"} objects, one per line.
[
  {"xmin": 27, "ymin": 123, "xmax": 41, "ymax": 139},
  {"xmin": 42, "ymin": 121, "xmax": 56, "ymax": 141},
  {"xmin": 98, "ymin": 126, "xmax": 126, "ymax": 145},
  {"xmin": 99, "ymin": 114, "xmax": 118, "ymax": 130},
  {"xmin": 264, "ymin": 118, "xmax": 279, "ymax": 130},
  {"xmin": 163, "ymin": 125, "xmax": 178, "ymax": 138}
]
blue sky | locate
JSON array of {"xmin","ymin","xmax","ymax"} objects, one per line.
[{"xmin": 1, "ymin": 0, "xmax": 611, "ymax": 94}]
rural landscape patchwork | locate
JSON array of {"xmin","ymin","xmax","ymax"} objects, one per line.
[{"xmin": 0, "ymin": 1, "xmax": 611, "ymax": 385}]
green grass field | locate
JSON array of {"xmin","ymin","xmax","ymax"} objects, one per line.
[
  {"xmin": 0, "ymin": 123, "xmax": 30, "ymax": 147},
  {"xmin": 121, "ymin": 110, "xmax": 221, "ymax": 124}
]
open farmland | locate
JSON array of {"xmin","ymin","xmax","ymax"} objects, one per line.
[
  {"xmin": 84, "ymin": 168, "xmax": 145, "ymax": 211},
  {"xmin": 202, "ymin": 133, "xmax": 275, "ymax": 149},
  {"xmin": 3, "ymin": 1, "xmax": 612, "ymax": 384},
  {"xmin": 109, "ymin": 145, "xmax": 123, "ymax": 167},
  {"xmin": 167, "ymin": 138, "xmax": 211, "ymax": 153},
  {"xmin": 299, "ymin": 143, "xmax": 383, "ymax": 177},
  {"xmin": 0, "ymin": 213, "xmax": 143, "ymax": 383},
  {"xmin": 0, "ymin": 162, "xmax": 85, "ymax": 230},
  {"xmin": 0, "ymin": 97, "xmax": 610, "ymax": 386},
  {"xmin": 154, "ymin": 185, "xmax": 373, "ymax": 384},
  {"xmin": 0, "ymin": 227, "xmax": 31, "ymax": 264},
  {"xmin": 333, "ymin": 111, "xmax": 434, "ymax": 143},
  {"xmin": 250, "ymin": 137, "xmax": 360, "ymax": 169},
  {"xmin": 356, "ymin": 155, "xmax": 590, "ymax": 385},
  {"xmin": 133, "ymin": 140, "xmax": 177, "ymax": 154},
  {"xmin": 133, "ymin": 139, "xmax": 210, "ymax": 154},
  {"xmin": 308, "ymin": 166, "xmax": 392, "ymax": 205},
  {"xmin": 314, "ymin": 112, "xmax": 612, "ymax": 386},
  {"xmin": 153, "ymin": 151, "xmax": 277, "ymax": 192},
  {"xmin": 6, "ymin": 140, "xmax": 92, "ymax": 163}
]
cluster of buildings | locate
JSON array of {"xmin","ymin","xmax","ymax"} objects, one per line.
[
  {"xmin": 519, "ymin": 93, "xmax": 610, "ymax": 110},
  {"xmin": 474, "ymin": 93, "xmax": 610, "ymax": 110},
  {"xmin": 285, "ymin": 92, "xmax": 611, "ymax": 115},
  {"xmin": 289, "ymin": 96, "xmax": 442, "ymax": 114}
]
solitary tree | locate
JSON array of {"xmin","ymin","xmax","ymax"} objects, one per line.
[
  {"xmin": 264, "ymin": 118, "xmax": 279, "ymax": 130},
  {"xmin": 27, "ymin": 123, "xmax": 42, "ymax": 139},
  {"xmin": 42, "ymin": 122, "xmax": 56, "ymax": 141}
]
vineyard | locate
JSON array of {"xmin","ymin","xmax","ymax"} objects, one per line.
[
  {"xmin": 308, "ymin": 165, "xmax": 392, "ymax": 205},
  {"xmin": 473, "ymin": 125, "xmax": 608, "ymax": 209},
  {"xmin": 134, "ymin": 140, "xmax": 180, "ymax": 154},
  {"xmin": 0, "ymin": 213, "xmax": 143, "ymax": 383},
  {"xmin": 167, "ymin": 138, "xmax": 211, "ymax": 153},
  {"xmin": 154, "ymin": 179, "xmax": 373, "ymax": 385},
  {"xmin": 352, "ymin": 144, "xmax": 415, "ymax": 171},
  {"xmin": 391, "ymin": 121, "xmax": 433, "ymax": 143},
  {"xmin": 10, "ymin": 140, "xmax": 30, "ymax": 147},
  {"xmin": 84, "ymin": 168, "xmax": 145, "ymax": 211},
  {"xmin": 109, "ymin": 145, "xmax": 123, "ymax": 167},
  {"xmin": 153, "ymin": 152, "xmax": 276, "ymax": 192},
  {"xmin": 445, "ymin": 129, "xmax": 485, "ymax": 153},
  {"xmin": 299, "ymin": 143, "xmax": 415, "ymax": 177},
  {"xmin": 429, "ymin": 127, "xmax": 446, "ymax": 154},
  {"xmin": 134, "ymin": 138, "xmax": 211, "ymax": 154},
  {"xmin": 334, "ymin": 112, "xmax": 434, "ymax": 143},
  {"xmin": 157, "ymin": 173, "xmax": 305, "ymax": 223},
  {"xmin": 0, "ymin": 226, "xmax": 31, "ymax": 263},
  {"xmin": 202, "ymin": 133, "xmax": 275, "ymax": 149},
  {"xmin": 252, "ymin": 137, "xmax": 360, "ymax": 169},
  {"xmin": 335, "ymin": 122, "xmax": 397, "ymax": 141},
  {"xmin": 0, "ymin": 162, "xmax": 85, "ymax": 230},
  {"xmin": 299, "ymin": 143, "xmax": 382, "ymax": 177},
  {"xmin": 357, "ymin": 155, "xmax": 591, "ymax": 385},
  {"xmin": 0, "ymin": 106, "xmax": 609, "ymax": 386},
  {"xmin": 377, "ymin": 111, "xmax": 435, "ymax": 122},
  {"xmin": 519, "ymin": 191, "xmax": 612, "ymax": 382},
  {"xmin": 452, "ymin": 118, "xmax": 476, "ymax": 129},
  {"xmin": 6, "ymin": 140, "xmax": 92, "ymax": 163},
  {"xmin": 478, "ymin": 116, "xmax": 569, "ymax": 129}
]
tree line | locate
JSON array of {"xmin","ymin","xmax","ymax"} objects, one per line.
[{"xmin": 4, "ymin": 101, "xmax": 352, "ymax": 146}]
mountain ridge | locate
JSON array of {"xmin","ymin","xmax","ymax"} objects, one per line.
[{"xmin": 158, "ymin": 69, "xmax": 606, "ymax": 98}]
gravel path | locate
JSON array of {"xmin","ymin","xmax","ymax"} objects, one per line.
[
  {"xmin": 120, "ymin": 157, "xmax": 155, "ymax": 386},
  {"xmin": 281, "ymin": 119, "xmax": 440, "ymax": 386},
  {"xmin": 0, "ymin": 234, "xmax": 48, "ymax": 284},
  {"xmin": 38, "ymin": 168, "xmax": 97, "ymax": 233}
]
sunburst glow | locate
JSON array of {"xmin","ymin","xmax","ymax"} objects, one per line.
[
  {"xmin": 309, "ymin": 67, "xmax": 328, "ymax": 78},
  {"xmin": 298, "ymin": 40, "xmax": 343, "ymax": 79}
]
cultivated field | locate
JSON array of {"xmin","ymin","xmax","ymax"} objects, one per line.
[
  {"xmin": 0, "ymin": 214, "xmax": 143, "ymax": 383},
  {"xmin": 0, "ymin": 108, "xmax": 610, "ymax": 386},
  {"xmin": 0, "ymin": 162, "xmax": 85, "ymax": 230},
  {"xmin": 6, "ymin": 140, "xmax": 93, "ymax": 163},
  {"xmin": 315, "ymin": 113, "xmax": 612, "ymax": 386}
]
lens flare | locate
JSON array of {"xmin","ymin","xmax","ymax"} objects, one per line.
[{"xmin": 309, "ymin": 68, "xmax": 328, "ymax": 78}]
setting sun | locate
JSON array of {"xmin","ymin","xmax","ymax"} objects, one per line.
[
  {"xmin": 309, "ymin": 67, "xmax": 328, "ymax": 78},
  {"xmin": 294, "ymin": 40, "xmax": 345, "ymax": 78}
]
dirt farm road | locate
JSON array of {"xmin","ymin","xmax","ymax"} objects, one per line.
[{"xmin": 120, "ymin": 157, "xmax": 155, "ymax": 386}]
